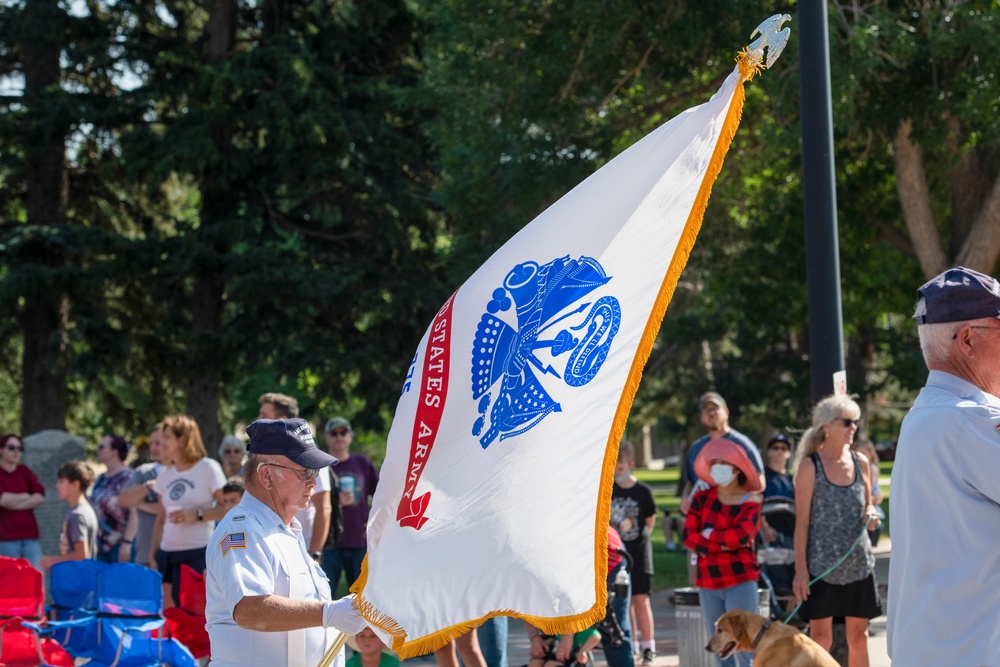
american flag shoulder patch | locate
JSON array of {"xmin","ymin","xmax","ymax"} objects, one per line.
[{"xmin": 220, "ymin": 532, "xmax": 247, "ymax": 556}]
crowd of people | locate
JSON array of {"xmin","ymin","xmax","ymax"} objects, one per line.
[
  {"xmin": 0, "ymin": 392, "xmax": 383, "ymax": 663},
  {"xmin": 0, "ymin": 384, "xmax": 887, "ymax": 667},
  {"xmin": 1, "ymin": 265, "xmax": 997, "ymax": 667}
]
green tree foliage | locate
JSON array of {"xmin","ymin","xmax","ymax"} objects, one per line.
[
  {"xmin": 413, "ymin": 0, "xmax": 998, "ymax": 444},
  {"xmin": 0, "ymin": 0, "xmax": 996, "ymax": 450},
  {"xmin": 1, "ymin": 0, "xmax": 445, "ymax": 444}
]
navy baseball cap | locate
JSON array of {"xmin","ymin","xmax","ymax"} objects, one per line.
[
  {"xmin": 915, "ymin": 266, "xmax": 1000, "ymax": 324},
  {"xmin": 246, "ymin": 418, "xmax": 338, "ymax": 469}
]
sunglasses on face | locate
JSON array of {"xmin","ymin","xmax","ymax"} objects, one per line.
[
  {"xmin": 4, "ymin": 444, "xmax": 23, "ymax": 452},
  {"xmin": 328, "ymin": 430, "xmax": 349, "ymax": 437},
  {"xmin": 257, "ymin": 461, "xmax": 320, "ymax": 481},
  {"xmin": 835, "ymin": 418, "xmax": 860, "ymax": 428},
  {"xmin": 768, "ymin": 445, "xmax": 790, "ymax": 452},
  {"xmin": 223, "ymin": 449, "xmax": 243, "ymax": 455}
]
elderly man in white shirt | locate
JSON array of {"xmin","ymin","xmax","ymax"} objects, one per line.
[
  {"xmin": 887, "ymin": 266, "xmax": 1000, "ymax": 666},
  {"xmin": 206, "ymin": 418, "xmax": 367, "ymax": 667}
]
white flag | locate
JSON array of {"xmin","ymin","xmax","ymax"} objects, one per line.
[{"xmin": 355, "ymin": 25, "xmax": 787, "ymax": 658}]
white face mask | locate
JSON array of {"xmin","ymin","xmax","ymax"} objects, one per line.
[
  {"xmin": 614, "ymin": 474, "xmax": 631, "ymax": 485},
  {"xmin": 710, "ymin": 463, "xmax": 736, "ymax": 487}
]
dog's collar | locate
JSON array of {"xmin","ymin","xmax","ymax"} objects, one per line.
[{"xmin": 750, "ymin": 619, "xmax": 774, "ymax": 651}]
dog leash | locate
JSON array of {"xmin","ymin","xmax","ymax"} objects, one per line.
[{"xmin": 781, "ymin": 514, "xmax": 876, "ymax": 625}]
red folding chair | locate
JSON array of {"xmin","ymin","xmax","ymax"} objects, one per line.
[
  {"xmin": 0, "ymin": 563, "xmax": 42, "ymax": 622},
  {"xmin": 163, "ymin": 564, "xmax": 209, "ymax": 659},
  {"xmin": 0, "ymin": 617, "xmax": 74, "ymax": 667},
  {"xmin": 0, "ymin": 556, "xmax": 24, "ymax": 573},
  {"xmin": 0, "ymin": 562, "xmax": 73, "ymax": 667}
]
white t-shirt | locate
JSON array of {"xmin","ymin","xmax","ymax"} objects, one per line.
[
  {"xmin": 154, "ymin": 457, "xmax": 227, "ymax": 551},
  {"xmin": 294, "ymin": 468, "xmax": 331, "ymax": 547}
]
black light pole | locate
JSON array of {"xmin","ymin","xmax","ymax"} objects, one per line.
[{"xmin": 798, "ymin": 1, "xmax": 845, "ymax": 403}]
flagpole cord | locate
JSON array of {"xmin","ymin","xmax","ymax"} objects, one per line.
[{"xmin": 317, "ymin": 631, "xmax": 349, "ymax": 667}]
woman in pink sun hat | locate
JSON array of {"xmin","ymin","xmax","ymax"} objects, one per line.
[{"xmin": 684, "ymin": 437, "xmax": 764, "ymax": 667}]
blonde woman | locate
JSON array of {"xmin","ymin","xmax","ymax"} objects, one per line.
[
  {"xmin": 150, "ymin": 415, "xmax": 227, "ymax": 607},
  {"xmin": 792, "ymin": 395, "xmax": 881, "ymax": 667}
]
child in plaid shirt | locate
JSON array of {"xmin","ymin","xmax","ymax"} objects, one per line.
[{"xmin": 683, "ymin": 438, "xmax": 763, "ymax": 667}]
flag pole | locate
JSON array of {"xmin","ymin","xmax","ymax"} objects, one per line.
[{"xmin": 317, "ymin": 631, "xmax": 349, "ymax": 667}]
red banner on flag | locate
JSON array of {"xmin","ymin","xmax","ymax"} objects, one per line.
[{"xmin": 396, "ymin": 292, "xmax": 456, "ymax": 529}]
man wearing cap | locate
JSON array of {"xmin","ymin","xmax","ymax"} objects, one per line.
[
  {"xmin": 887, "ymin": 266, "xmax": 1000, "ymax": 667},
  {"xmin": 256, "ymin": 391, "xmax": 333, "ymax": 566},
  {"xmin": 321, "ymin": 417, "xmax": 379, "ymax": 591},
  {"xmin": 206, "ymin": 418, "xmax": 367, "ymax": 667},
  {"xmin": 680, "ymin": 392, "xmax": 764, "ymax": 516}
]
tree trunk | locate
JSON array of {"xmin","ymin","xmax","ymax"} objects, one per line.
[
  {"xmin": 20, "ymin": 0, "xmax": 69, "ymax": 436},
  {"xmin": 185, "ymin": 271, "xmax": 225, "ymax": 454},
  {"xmin": 183, "ymin": 0, "xmax": 238, "ymax": 453},
  {"xmin": 894, "ymin": 120, "xmax": 1000, "ymax": 279},
  {"xmin": 893, "ymin": 120, "xmax": 948, "ymax": 279}
]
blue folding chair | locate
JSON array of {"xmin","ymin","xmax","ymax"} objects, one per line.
[
  {"xmin": 30, "ymin": 563, "xmax": 194, "ymax": 666},
  {"xmin": 46, "ymin": 559, "xmax": 108, "ymax": 657}
]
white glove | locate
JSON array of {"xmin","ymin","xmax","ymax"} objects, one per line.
[{"xmin": 322, "ymin": 595, "xmax": 368, "ymax": 634}]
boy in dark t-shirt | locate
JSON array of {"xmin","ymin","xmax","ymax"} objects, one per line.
[{"xmin": 610, "ymin": 440, "xmax": 657, "ymax": 665}]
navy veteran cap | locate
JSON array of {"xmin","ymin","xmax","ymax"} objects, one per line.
[
  {"xmin": 246, "ymin": 418, "xmax": 338, "ymax": 469},
  {"xmin": 915, "ymin": 266, "xmax": 1000, "ymax": 324}
]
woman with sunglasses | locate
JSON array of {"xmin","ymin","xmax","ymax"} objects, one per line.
[
  {"xmin": 0, "ymin": 434, "xmax": 45, "ymax": 569},
  {"xmin": 761, "ymin": 434, "xmax": 795, "ymax": 546},
  {"xmin": 218, "ymin": 435, "xmax": 248, "ymax": 479},
  {"xmin": 150, "ymin": 415, "xmax": 227, "ymax": 607},
  {"xmin": 792, "ymin": 395, "xmax": 881, "ymax": 667}
]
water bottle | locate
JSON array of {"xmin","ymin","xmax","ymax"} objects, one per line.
[{"xmin": 614, "ymin": 567, "xmax": 630, "ymax": 599}]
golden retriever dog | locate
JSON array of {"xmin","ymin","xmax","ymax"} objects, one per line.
[{"xmin": 706, "ymin": 610, "xmax": 839, "ymax": 667}]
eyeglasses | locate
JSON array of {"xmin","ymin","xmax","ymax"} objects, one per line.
[
  {"xmin": 4, "ymin": 444, "xmax": 23, "ymax": 452},
  {"xmin": 97, "ymin": 444, "xmax": 108, "ymax": 450},
  {"xmin": 257, "ymin": 461, "xmax": 320, "ymax": 481},
  {"xmin": 951, "ymin": 325, "xmax": 1000, "ymax": 340},
  {"xmin": 328, "ymin": 430, "xmax": 350, "ymax": 437},
  {"xmin": 834, "ymin": 418, "xmax": 860, "ymax": 428},
  {"xmin": 223, "ymin": 449, "xmax": 243, "ymax": 455}
]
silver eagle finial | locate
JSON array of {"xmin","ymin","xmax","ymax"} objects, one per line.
[{"xmin": 747, "ymin": 14, "xmax": 792, "ymax": 69}]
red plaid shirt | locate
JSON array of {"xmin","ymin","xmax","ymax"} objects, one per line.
[{"xmin": 683, "ymin": 487, "xmax": 760, "ymax": 589}]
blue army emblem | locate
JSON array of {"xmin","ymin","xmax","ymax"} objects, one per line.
[{"xmin": 470, "ymin": 255, "xmax": 621, "ymax": 447}]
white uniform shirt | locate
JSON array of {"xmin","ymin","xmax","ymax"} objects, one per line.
[
  {"xmin": 887, "ymin": 371, "xmax": 1000, "ymax": 666},
  {"xmin": 295, "ymin": 468, "xmax": 331, "ymax": 548},
  {"xmin": 206, "ymin": 491, "xmax": 345, "ymax": 667}
]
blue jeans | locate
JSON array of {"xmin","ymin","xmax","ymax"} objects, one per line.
[
  {"xmin": 477, "ymin": 616, "xmax": 508, "ymax": 667},
  {"xmin": 604, "ymin": 562, "xmax": 634, "ymax": 667},
  {"xmin": 699, "ymin": 580, "xmax": 759, "ymax": 667},
  {"xmin": 0, "ymin": 539, "xmax": 42, "ymax": 570},
  {"xmin": 322, "ymin": 547, "xmax": 366, "ymax": 592}
]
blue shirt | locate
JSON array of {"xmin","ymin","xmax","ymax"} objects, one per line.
[
  {"xmin": 887, "ymin": 371, "xmax": 1000, "ymax": 666},
  {"xmin": 763, "ymin": 468, "xmax": 794, "ymax": 499}
]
